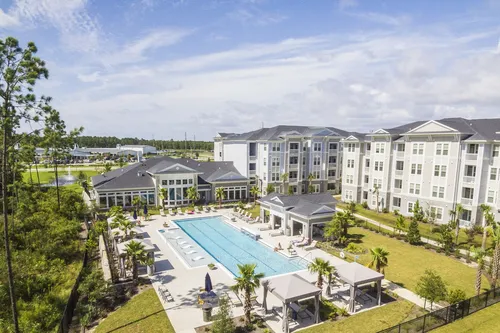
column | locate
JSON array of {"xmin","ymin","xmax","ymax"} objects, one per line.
[
  {"xmin": 349, "ymin": 285, "xmax": 356, "ymax": 313},
  {"xmin": 260, "ymin": 208, "xmax": 265, "ymax": 223},
  {"xmin": 282, "ymin": 302, "xmax": 289, "ymax": 333},
  {"xmin": 377, "ymin": 280, "xmax": 382, "ymax": 305},
  {"xmin": 314, "ymin": 294, "xmax": 320, "ymax": 323}
]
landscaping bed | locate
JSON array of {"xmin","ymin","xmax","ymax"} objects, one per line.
[{"xmin": 194, "ymin": 315, "xmax": 272, "ymax": 333}]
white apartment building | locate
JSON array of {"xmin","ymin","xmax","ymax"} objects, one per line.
[
  {"xmin": 214, "ymin": 126, "xmax": 350, "ymax": 195},
  {"xmin": 342, "ymin": 118, "xmax": 500, "ymax": 227}
]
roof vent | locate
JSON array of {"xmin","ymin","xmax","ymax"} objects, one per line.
[{"xmin": 137, "ymin": 171, "xmax": 144, "ymax": 177}]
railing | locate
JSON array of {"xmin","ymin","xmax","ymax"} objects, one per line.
[
  {"xmin": 461, "ymin": 198, "xmax": 473, "ymax": 206},
  {"xmin": 289, "ymin": 164, "xmax": 298, "ymax": 170},
  {"xmin": 329, "ymin": 162, "xmax": 337, "ymax": 167},
  {"xmin": 395, "ymin": 170, "xmax": 403, "ymax": 176},
  {"xmin": 365, "ymin": 150, "xmax": 371, "ymax": 156},
  {"xmin": 459, "ymin": 219, "xmax": 473, "ymax": 228},
  {"xmin": 463, "ymin": 176, "xmax": 475, "ymax": 184},
  {"xmin": 395, "ymin": 152, "xmax": 405, "ymax": 159},
  {"xmin": 465, "ymin": 153, "xmax": 478, "ymax": 161},
  {"xmin": 378, "ymin": 286, "xmax": 500, "ymax": 333},
  {"xmin": 297, "ymin": 252, "xmax": 314, "ymax": 265},
  {"xmin": 289, "ymin": 148, "xmax": 299, "ymax": 154},
  {"xmin": 289, "ymin": 178, "xmax": 298, "ymax": 183},
  {"xmin": 329, "ymin": 149, "xmax": 337, "ymax": 155}
]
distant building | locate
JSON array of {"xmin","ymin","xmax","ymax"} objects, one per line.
[{"xmin": 89, "ymin": 156, "xmax": 248, "ymax": 209}]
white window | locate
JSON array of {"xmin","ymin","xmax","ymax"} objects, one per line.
[
  {"xmin": 347, "ymin": 159, "xmax": 354, "ymax": 168},
  {"xmin": 415, "ymin": 184, "xmax": 420, "ymax": 195},
  {"xmin": 347, "ymin": 143, "xmax": 355, "ymax": 152},
  {"xmin": 393, "ymin": 197, "xmax": 401, "ymax": 207},
  {"xmin": 380, "ymin": 162, "xmax": 384, "ymax": 171},
  {"xmin": 313, "ymin": 156, "xmax": 321, "ymax": 166},
  {"xmin": 431, "ymin": 207, "xmax": 443, "ymax": 220},
  {"xmin": 493, "ymin": 145, "xmax": 500, "ymax": 158},
  {"xmin": 409, "ymin": 183, "xmax": 415, "ymax": 194},
  {"xmin": 462, "ymin": 209, "xmax": 472, "ymax": 222},
  {"xmin": 263, "ymin": 158, "xmax": 267, "ymax": 166},
  {"xmin": 313, "ymin": 171, "xmax": 320, "ymax": 179},
  {"xmin": 434, "ymin": 165, "xmax": 447, "ymax": 177},
  {"xmin": 375, "ymin": 161, "xmax": 379, "ymax": 171},
  {"xmin": 263, "ymin": 145, "xmax": 267, "ymax": 151},
  {"xmin": 313, "ymin": 142, "xmax": 321, "ymax": 152},
  {"xmin": 432, "ymin": 186, "xmax": 438, "ymax": 198},
  {"xmin": 263, "ymin": 172, "xmax": 267, "ymax": 181},
  {"xmin": 439, "ymin": 187, "xmax": 444, "ymax": 198},
  {"xmin": 487, "ymin": 191, "xmax": 495, "ymax": 204},
  {"xmin": 373, "ymin": 178, "xmax": 378, "ymax": 188},
  {"xmin": 432, "ymin": 186, "xmax": 445, "ymax": 198},
  {"xmin": 441, "ymin": 165, "xmax": 447, "ymax": 177},
  {"xmin": 462, "ymin": 187, "xmax": 474, "ymax": 199},
  {"xmin": 394, "ymin": 179, "xmax": 402, "ymax": 189},
  {"xmin": 412, "ymin": 143, "xmax": 418, "ymax": 155},
  {"xmin": 364, "ymin": 175, "xmax": 369, "ymax": 183},
  {"xmin": 436, "ymin": 143, "xmax": 442, "ymax": 155},
  {"xmin": 411, "ymin": 164, "xmax": 416, "ymax": 174},
  {"xmin": 396, "ymin": 144, "xmax": 405, "ymax": 152},
  {"xmin": 491, "ymin": 168, "xmax": 497, "ymax": 181},
  {"xmin": 272, "ymin": 143, "xmax": 281, "ymax": 151},
  {"xmin": 313, "ymin": 184, "xmax": 320, "ymax": 193},
  {"xmin": 443, "ymin": 144, "xmax": 449, "ymax": 156},
  {"xmin": 419, "ymin": 144, "xmax": 424, "ymax": 155},
  {"xmin": 329, "ymin": 143, "xmax": 337, "ymax": 150},
  {"xmin": 417, "ymin": 164, "xmax": 422, "ymax": 175},
  {"xmin": 465, "ymin": 165, "xmax": 476, "ymax": 177},
  {"xmin": 380, "ymin": 144, "xmax": 385, "ymax": 154},
  {"xmin": 434, "ymin": 165, "xmax": 440, "ymax": 177},
  {"xmin": 375, "ymin": 143, "xmax": 380, "ymax": 154},
  {"xmin": 408, "ymin": 202, "xmax": 414, "ymax": 213},
  {"xmin": 272, "ymin": 157, "xmax": 280, "ymax": 167},
  {"xmin": 467, "ymin": 144, "xmax": 478, "ymax": 154},
  {"xmin": 365, "ymin": 159, "xmax": 370, "ymax": 168},
  {"xmin": 396, "ymin": 161, "xmax": 404, "ymax": 170}
]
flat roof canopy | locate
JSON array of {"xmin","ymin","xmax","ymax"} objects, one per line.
[
  {"xmin": 264, "ymin": 273, "xmax": 321, "ymax": 303},
  {"xmin": 336, "ymin": 262, "xmax": 384, "ymax": 286},
  {"xmin": 117, "ymin": 238, "xmax": 156, "ymax": 256}
]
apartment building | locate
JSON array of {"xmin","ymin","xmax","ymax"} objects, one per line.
[
  {"xmin": 342, "ymin": 118, "xmax": 500, "ymax": 227},
  {"xmin": 214, "ymin": 126, "xmax": 351, "ymax": 195}
]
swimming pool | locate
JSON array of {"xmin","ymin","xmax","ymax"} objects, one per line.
[{"xmin": 174, "ymin": 216, "xmax": 307, "ymax": 277}]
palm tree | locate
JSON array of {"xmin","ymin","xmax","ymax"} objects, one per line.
[
  {"xmin": 308, "ymin": 258, "xmax": 331, "ymax": 290},
  {"xmin": 215, "ymin": 187, "xmax": 225, "ymax": 208},
  {"xmin": 158, "ymin": 187, "xmax": 167, "ymax": 208},
  {"xmin": 231, "ymin": 263, "xmax": 265, "ymax": 325},
  {"xmin": 373, "ymin": 184, "xmax": 380, "ymax": 213},
  {"xmin": 347, "ymin": 201, "xmax": 356, "ymax": 214},
  {"xmin": 334, "ymin": 210, "xmax": 354, "ymax": 238},
  {"xmin": 125, "ymin": 240, "xmax": 147, "ymax": 283},
  {"xmin": 307, "ymin": 173, "xmax": 315, "ymax": 193},
  {"xmin": 395, "ymin": 215, "xmax": 406, "ymax": 235},
  {"xmin": 453, "ymin": 204, "xmax": 464, "ymax": 246},
  {"xmin": 132, "ymin": 196, "xmax": 142, "ymax": 213},
  {"xmin": 266, "ymin": 183, "xmax": 275, "ymax": 194},
  {"xmin": 186, "ymin": 186, "xmax": 199, "ymax": 204},
  {"xmin": 471, "ymin": 246, "xmax": 486, "ymax": 295},
  {"xmin": 325, "ymin": 264, "xmax": 336, "ymax": 296},
  {"xmin": 479, "ymin": 204, "xmax": 493, "ymax": 250},
  {"xmin": 368, "ymin": 247, "xmax": 389, "ymax": 273},
  {"xmin": 489, "ymin": 225, "xmax": 500, "ymax": 287},
  {"xmin": 104, "ymin": 162, "xmax": 112, "ymax": 173},
  {"xmin": 250, "ymin": 185, "xmax": 260, "ymax": 206},
  {"xmin": 288, "ymin": 186, "xmax": 294, "ymax": 195},
  {"xmin": 280, "ymin": 172, "xmax": 289, "ymax": 194},
  {"xmin": 119, "ymin": 218, "xmax": 134, "ymax": 239}
]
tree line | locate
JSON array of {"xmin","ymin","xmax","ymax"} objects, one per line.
[{"xmin": 75, "ymin": 136, "xmax": 214, "ymax": 151}]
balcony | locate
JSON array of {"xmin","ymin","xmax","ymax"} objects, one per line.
[
  {"xmin": 364, "ymin": 167, "xmax": 370, "ymax": 173},
  {"xmin": 465, "ymin": 153, "xmax": 478, "ymax": 161},
  {"xmin": 328, "ymin": 175, "xmax": 336, "ymax": 180},
  {"xmin": 365, "ymin": 150, "xmax": 371, "ymax": 156},
  {"xmin": 395, "ymin": 152, "xmax": 405, "ymax": 159},
  {"xmin": 463, "ymin": 176, "xmax": 475, "ymax": 184},
  {"xmin": 249, "ymin": 155, "xmax": 257, "ymax": 161},
  {"xmin": 249, "ymin": 170, "xmax": 256, "ymax": 176},
  {"xmin": 395, "ymin": 170, "xmax": 403, "ymax": 176},
  {"xmin": 289, "ymin": 164, "xmax": 299, "ymax": 171},
  {"xmin": 329, "ymin": 149, "xmax": 337, "ymax": 155},
  {"xmin": 289, "ymin": 148, "xmax": 299, "ymax": 155},
  {"xmin": 459, "ymin": 219, "xmax": 473, "ymax": 228},
  {"xmin": 393, "ymin": 188, "xmax": 402, "ymax": 194},
  {"xmin": 461, "ymin": 198, "xmax": 473, "ymax": 206},
  {"xmin": 289, "ymin": 178, "xmax": 298, "ymax": 183},
  {"xmin": 329, "ymin": 163, "xmax": 337, "ymax": 167}
]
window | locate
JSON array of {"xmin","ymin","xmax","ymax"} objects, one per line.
[
  {"xmin": 490, "ymin": 168, "xmax": 497, "ymax": 181},
  {"xmin": 329, "ymin": 143, "xmax": 337, "ymax": 150},
  {"xmin": 411, "ymin": 164, "xmax": 416, "ymax": 174},
  {"xmin": 436, "ymin": 143, "xmax": 442, "ymax": 155},
  {"xmin": 375, "ymin": 143, "xmax": 385, "ymax": 154},
  {"xmin": 272, "ymin": 143, "xmax": 281, "ymax": 151},
  {"xmin": 394, "ymin": 179, "xmax": 403, "ymax": 189},
  {"xmin": 417, "ymin": 164, "xmax": 422, "ymax": 175},
  {"xmin": 439, "ymin": 187, "xmax": 444, "ymax": 198},
  {"xmin": 465, "ymin": 165, "xmax": 476, "ymax": 177},
  {"xmin": 462, "ymin": 187, "xmax": 474, "ymax": 199},
  {"xmin": 413, "ymin": 143, "xmax": 424, "ymax": 155},
  {"xmin": 434, "ymin": 165, "xmax": 447, "ymax": 177},
  {"xmin": 313, "ymin": 171, "xmax": 320, "ymax": 179},
  {"xmin": 263, "ymin": 172, "xmax": 266, "ymax": 181},
  {"xmin": 365, "ymin": 159, "xmax": 370, "ymax": 168},
  {"xmin": 375, "ymin": 161, "xmax": 379, "ymax": 171},
  {"xmin": 393, "ymin": 197, "xmax": 401, "ymax": 207},
  {"xmin": 432, "ymin": 186, "xmax": 438, "ymax": 197},
  {"xmin": 493, "ymin": 145, "xmax": 500, "ymax": 157},
  {"xmin": 347, "ymin": 159, "xmax": 354, "ymax": 168},
  {"xmin": 364, "ymin": 175, "xmax": 369, "ymax": 184},
  {"xmin": 366, "ymin": 143, "xmax": 371, "ymax": 151},
  {"xmin": 380, "ymin": 162, "xmax": 384, "ymax": 171},
  {"xmin": 176, "ymin": 179, "xmax": 181, "ymax": 185},
  {"xmin": 396, "ymin": 161, "xmax": 404, "ymax": 170},
  {"xmin": 373, "ymin": 178, "xmax": 382, "ymax": 189},
  {"xmin": 328, "ymin": 169, "xmax": 336, "ymax": 177},
  {"xmin": 289, "ymin": 143, "xmax": 299, "ymax": 150},
  {"xmin": 412, "ymin": 143, "xmax": 418, "ymax": 154},
  {"xmin": 488, "ymin": 191, "xmax": 495, "ymax": 203},
  {"xmin": 363, "ymin": 191, "xmax": 368, "ymax": 200},
  {"xmin": 462, "ymin": 209, "xmax": 472, "ymax": 222},
  {"xmin": 347, "ymin": 143, "xmax": 355, "ymax": 152},
  {"xmin": 263, "ymin": 144, "xmax": 267, "ymax": 151},
  {"xmin": 408, "ymin": 202, "xmax": 414, "ymax": 213},
  {"xmin": 313, "ymin": 156, "xmax": 321, "ymax": 166},
  {"xmin": 328, "ymin": 156, "xmax": 337, "ymax": 164},
  {"xmin": 313, "ymin": 184, "xmax": 320, "ymax": 193},
  {"xmin": 434, "ymin": 165, "xmax": 439, "ymax": 177},
  {"xmin": 409, "ymin": 183, "xmax": 420, "ymax": 194},
  {"xmin": 272, "ymin": 157, "xmax": 280, "ymax": 167},
  {"xmin": 189, "ymin": 179, "xmax": 193, "ymax": 184},
  {"xmin": 272, "ymin": 172, "xmax": 280, "ymax": 182},
  {"xmin": 313, "ymin": 143, "xmax": 321, "ymax": 152},
  {"xmin": 182, "ymin": 179, "xmax": 188, "ymax": 185},
  {"xmin": 396, "ymin": 144, "xmax": 405, "ymax": 152},
  {"xmin": 441, "ymin": 165, "xmax": 447, "ymax": 177},
  {"xmin": 263, "ymin": 158, "xmax": 267, "ymax": 166},
  {"xmin": 443, "ymin": 144, "xmax": 449, "ymax": 156},
  {"xmin": 302, "ymin": 157, "xmax": 306, "ymax": 165},
  {"xmin": 432, "ymin": 186, "xmax": 445, "ymax": 198},
  {"xmin": 289, "ymin": 156, "xmax": 298, "ymax": 165},
  {"xmin": 219, "ymin": 151, "xmax": 222, "ymax": 157},
  {"xmin": 430, "ymin": 207, "xmax": 443, "ymax": 220},
  {"xmin": 169, "ymin": 180, "xmax": 174, "ymax": 185},
  {"xmin": 290, "ymin": 171, "xmax": 298, "ymax": 179},
  {"xmin": 467, "ymin": 144, "xmax": 478, "ymax": 154},
  {"xmin": 249, "ymin": 163, "xmax": 256, "ymax": 170},
  {"xmin": 162, "ymin": 180, "xmax": 168, "ymax": 185},
  {"xmin": 415, "ymin": 184, "xmax": 420, "ymax": 195}
]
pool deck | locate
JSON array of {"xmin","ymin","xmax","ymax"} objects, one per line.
[{"xmin": 138, "ymin": 209, "xmax": 427, "ymax": 332}]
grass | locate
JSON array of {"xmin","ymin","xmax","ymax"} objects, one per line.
[
  {"xmin": 339, "ymin": 227, "xmax": 478, "ymax": 296},
  {"xmin": 300, "ymin": 300, "xmax": 418, "ymax": 333},
  {"xmin": 246, "ymin": 203, "xmax": 261, "ymax": 218},
  {"xmin": 22, "ymin": 169, "xmax": 101, "ymax": 184},
  {"xmin": 338, "ymin": 203, "xmax": 488, "ymax": 249},
  {"xmin": 95, "ymin": 288, "xmax": 174, "ymax": 333},
  {"xmin": 432, "ymin": 302, "xmax": 500, "ymax": 333}
]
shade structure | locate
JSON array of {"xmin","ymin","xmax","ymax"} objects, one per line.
[
  {"xmin": 143, "ymin": 204, "xmax": 148, "ymax": 216},
  {"xmin": 205, "ymin": 273, "xmax": 213, "ymax": 292},
  {"xmin": 133, "ymin": 210, "xmax": 138, "ymax": 220}
]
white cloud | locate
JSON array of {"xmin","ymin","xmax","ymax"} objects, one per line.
[
  {"xmin": 0, "ymin": 8, "xmax": 20, "ymax": 27},
  {"xmin": 227, "ymin": 8, "xmax": 287, "ymax": 26},
  {"xmin": 349, "ymin": 11, "xmax": 411, "ymax": 26},
  {"xmin": 338, "ymin": 0, "xmax": 358, "ymax": 10}
]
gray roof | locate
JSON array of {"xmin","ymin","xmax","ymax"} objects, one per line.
[
  {"xmin": 218, "ymin": 125, "xmax": 353, "ymax": 141},
  {"xmin": 258, "ymin": 193, "xmax": 337, "ymax": 218},
  {"xmin": 91, "ymin": 156, "xmax": 247, "ymax": 191},
  {"xmin": 336, "ymin": 262, "xmax": 384, "ymax": 286},
  {"xmin": 264, "ymin": 273, "xmax": 321, "ymax": 303},
  {"xmin": 116, "ymin": 238, "xmax": 156, "ymax": 256}
]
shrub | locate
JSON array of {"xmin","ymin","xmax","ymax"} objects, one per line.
[
  {"xmin": 361, "ymin": 201, "xmax": 369, "ymax": 209},
  {"xmin": 345, "ymin": 243, "xmax": 365, "ymax": 254},
  {"xmin": 382, "ymin": 207, "xmax": 389, "ymax": 214},
  {"xmin": 337, "ymin": 307, "xmax": 349, "ymax": 317},
  {"xmin": 393, "ymin": 209, "xmax": 400, "ymax": 216},
  {"xmin": 406, "ymin": 220, "xmax": 421, "ymax": 245},
  {"xmin": 447, "ymin": 288, "xmax": 466, "ymax": 305},
  {"xmin": 436, "ymin": 248, "xmax": 442, "ymax": 253},
  {"xmin": 424, "ymin": 244, "xmax": 431, "ymax": 250},
  {"xmin": 454, "ymin": 249, "xmax": 461, "ymax": 258}
]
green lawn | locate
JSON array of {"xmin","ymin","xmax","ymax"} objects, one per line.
[
  {"xmin": 300, "ymin": 300, "xmax": 418, "ymax": 333},
  {"xmin": 22, "ymin": 169, "xmax": 101, "ymax": 184},
  {"xmin": 246, "ymin": 204, "xmax": 261, "ymax": 218},
  {"xmin": 95, "ymin": 289, "xmax": 174, "ymax": 333},
  {"xmin": 340, "ymin": 228, "xmax": 478, "ymax": 296},
  {"xmin": 338, "ymin": 203, "xmax": 487, "ymax": 249},
  {"xmin": 432, "ymin": 302, "xmax": 500, "ymax": 332}
]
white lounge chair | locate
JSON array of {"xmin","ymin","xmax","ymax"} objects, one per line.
[
  {"xmin": 304, "ymin": 240, "xmax": 318, "ymax": 251},
  {"xmin": 269, "ymin": 230, "xmax": 283, "ymax": 237},
  {"xmin": 184, "ymin": 250, "xmax": 197, "ymax": 255},
  {"xmin": 169, "ymin": 208, "xmax": 176, "ymax": 216},
  {"xmin": 180, "ymin": 244, "xmax": 193, "ymax": 249},
  {"xmin": 172, "ymin": 236, "xmax": 182, "ymax": 240},
  {"xmin": 191, "ymin": 256, "xmax": 205, "ymax": 261},
  {"xmin": 204, "ymin": 206, "xmax": 211, "ymax": 212},
  {"xmin": 296, "ymin": 239, "xmax": 310, "ymax": 247},
  {"xmin": 160, "ymin": 209, "xmax": 166, "ymax": 217},
  {"xmin": 177, "ymin": 241, "xmax": 189, "ymax": 245},
  {"xmin": 211, "ymin": 207, "xmax": 217, "ymax": 212},
  {"xmin": 196, "ymin": 206, "xmax": 202, "ymax": 213},
  {"xmin": 259, "ymin": 225, "xmax": 271, "ymax": 231},
  {"xmin": 249, "ymin": 216, "xmax": 260, "ymax": 224}
]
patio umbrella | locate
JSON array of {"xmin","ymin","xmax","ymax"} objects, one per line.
[
  {"xmin": 143, "ymin": 204, "xmax": 148, "ymax": 216},
  {"xmin": 205, "ymin": 273, "xmax": 213, "ymax": 292},
  {"xmin": 133, "ymin": 210, "xmax": 137, "ymax": 220}
]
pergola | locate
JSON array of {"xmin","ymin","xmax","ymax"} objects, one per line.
[
  {"xmin": 262, "ymin": 274, "xmax": 321, "ymax": 333},
  {"xmin": 335, "ymin": 262, "xmax": 384, "ymax": 313},
  {"xmin": 116, "ymin": 238, "xmax": 156, "ymax": 278}
]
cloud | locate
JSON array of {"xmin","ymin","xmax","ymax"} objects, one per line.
[
  {"xmin": 348, "ymin": 11, "xmax": 411, "ymax": 26},
  {"xmin": 338, "ymin": 0, "xmax": 358, "ymax": 10},
  {"xmin": 227, "ymin": 8, "xmax": 287, "ymax": 26},
  {"xmin": 0, "ymin": 8, "xmax": 20, "ymax": 27}
]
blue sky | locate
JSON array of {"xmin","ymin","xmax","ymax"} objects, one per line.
[{"xmin": 1, "ymin": 0, "xmax": 500, "ymax": 140}]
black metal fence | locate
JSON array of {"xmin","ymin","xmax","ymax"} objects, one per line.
[{"xmin": 378, "ymin": 286, "xmax": 500, "ymax": 333}]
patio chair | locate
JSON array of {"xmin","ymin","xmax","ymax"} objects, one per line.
[
  {"xmin": 184, "ymin": 250, "xmax": 197, "ymax": 255},
  {"xmin": 204, "ymin": 206, "xmax": 211, "ymax": 212},
  {"xmin": 160, "ymin": 209, "xmax": 166, "ymax": 217},
  {"xmin": 292, "ymin": 303, "xmax": 311, "ymax": 321},
  {"xmin": 159, "ymin": 287, "xmax": 174, "ymax": 302},
  {"xmin": 211, "ymin": 207, "xmax": 217, "ymax": 212},
  {"xmin": 304, "ymin": 240, "xmax": 317, "ymax": 251},
  {"xmin": 269, "ymin": 229, "xmax": 283, "ymax": 237},
  {"xmin": 180, "ymin": 244, "xmax": 193, "ymax": 249},
  {"xmin": 248, "ymin": 216, "xmax": 260, "ymax": 224},
  {"xmin": 259, "ymin": 225, "xmax": 271, "ymax": 231},
  {"xmin": 191, "ymin": 256, "xmax": 205, "ymax": 261},
  {"xmin": 169, "ymin": 208, "xmax": 175, "ymax": 216},
  {"xmin": 225, "ymin": 291, "xmax": 243, "ymax": 307},
  {"xmin": 196, "ymin": 206, "xmax": 202, "ymax": 213},
  {"xmin": 296, "ymin": 239, "xmax": 310, "ymax": 247}
]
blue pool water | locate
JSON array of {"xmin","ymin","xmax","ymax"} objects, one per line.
[{"xmin": 174, "ymin": 216, "xmax": 307, "ymax": 277}]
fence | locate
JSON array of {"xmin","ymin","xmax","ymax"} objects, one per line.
[{"xmin": 378, "ymin": 286, "xmax": 500, "ymax": 333}]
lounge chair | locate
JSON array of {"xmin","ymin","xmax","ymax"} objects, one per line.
[
  {"xmin": 177, "ymin": 241, "xmax": 189, "ymax": 245},
  {"xmin": 184, "ymin": 250, "xmax": 197, "ymax": 255},
  {"xmin": 196, "ymin": 206, "xmax": 202, "ymax": 213},
  {"xmin": 292, "ymin": 303, "xmax": 311, "ymax": 321},
  {"xmin": 160, "ymin": 209, "xmax": 166, "ymax": 217},
  {"xmin": 159, "ymin": 287, "xmax": 174, "ymax": 302},
  {"xmin": 269, "ymin": 230, "xmax": 283, "ymax": 237},
  {"xmin": 248, "ymin": 216, "xmax": 260, "ymax": 224},
  {"xmin": 225, "ymin": 291, "xmax": 243, "ymax": 307},
  {"xmin": 191, "ymin": 256, "xmax": 205, "ymax": 261},
  {"xmin": 296, "ymin": 239, "xmax": 310, "ymax": 247},
  {"xmin": 180, "ymin": 244, "xmax": 193, "ymax": 249},
  {"xmin": 204, "ymin": 206, "xmax": 211, "ymax": 212},
  {"xmin": 211, "ymin": 207, "xmax": 217, "ymax": 212},
  {"xmin": 259, "ymin": 225, "xmax": 271, "ymax": 231},
  {"xmin": 304, "ymin": 240, "xmax": 317, "ymax": 251}
]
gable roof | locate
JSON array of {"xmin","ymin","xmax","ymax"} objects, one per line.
[
  {"xmin": 217, "ymin": 125, "xmax": 354, "ymax": 141},
  {"xmin": 336, "ymin": 262, "xmax": 384, "ymax": 286},
  {"xmin": 264, "ymin": 273, "xmax": 321, "ymax": 303},
  {"xmin": 258, "ymin": 193, "xmax": 337, "ymax": 218}
]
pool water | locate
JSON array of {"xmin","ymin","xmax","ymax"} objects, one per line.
[{"xmin": 174, "ymin": 216, "xmax": 307, "ymax": 277}]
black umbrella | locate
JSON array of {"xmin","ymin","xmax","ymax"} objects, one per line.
[
  {"xmin": 143, "ymin": 204, "xmax": 148, "ymax": 216},
  {"xmin": 205, "ymin": 273, "xmax": 213, "ymax": 292},
  {"xmin": 133, "ymin": 210, "xmax": 137, "ymax": 220}
]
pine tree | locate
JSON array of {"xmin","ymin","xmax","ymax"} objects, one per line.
[
  {"xmin": 211, "ymin": 296, "xmax": 235, "ymax": 333},
  {"xmin": 407, "ymin": 220, "xmax": 421, "ymax": 245}
]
